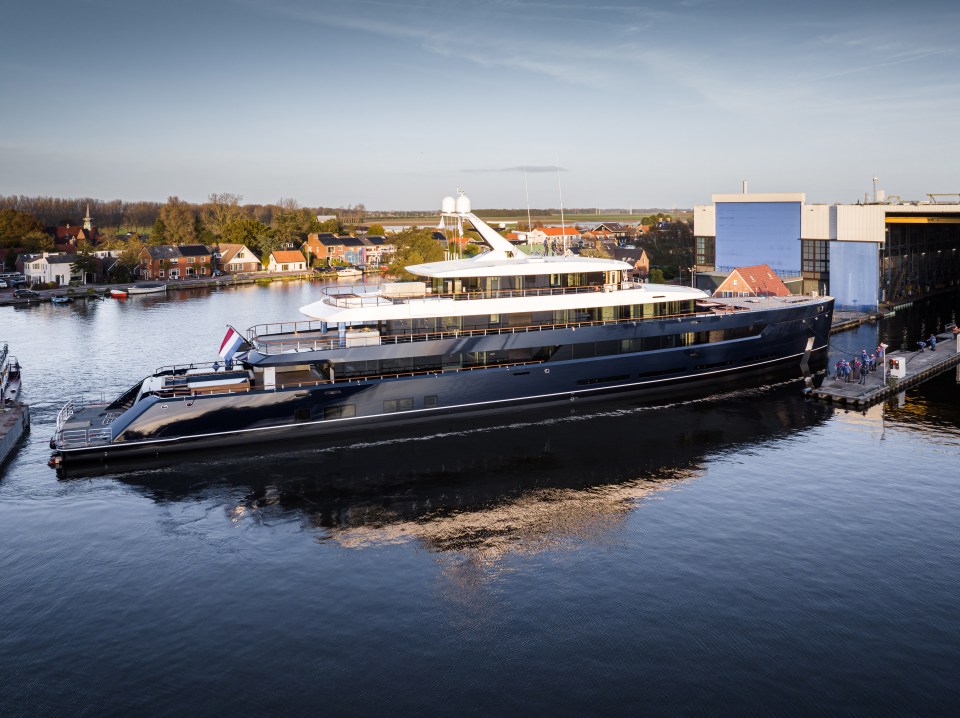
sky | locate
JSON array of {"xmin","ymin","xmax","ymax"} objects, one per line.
[{"xmin": 1, "ymin": 0, "xmax": 958, "ymax": 210}]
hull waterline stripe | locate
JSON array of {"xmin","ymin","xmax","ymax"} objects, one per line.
[{"xmin": 56, "ymin": 345, "xmax": 827, "ymax": 455}]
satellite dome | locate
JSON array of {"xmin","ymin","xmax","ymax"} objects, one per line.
[
  {"xmin": 441, "ymin": 196, "xmax": 456, "ymax": 214},
  {"xmin": 455, "ymin": 195, "xmax": 471, "ymax": 214}
]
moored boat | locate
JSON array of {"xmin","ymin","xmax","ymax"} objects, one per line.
[
  {"xmin": 50, "ymin": 193, "xmax": 834, "ymax": 471},
  {"xmin": 335, "ymin": 267, "xmax": 363, "ymax": 279},
  {"xmin": 127, "ymin": 283, "xmax": 167, "ymax": 295},
  {"xmin": 51, "ymin": 296, "xmax": 72, "ymax": 305},
  {"xmin": 109, "ymin": 289, "xmax": 128, "ymax": 299},
  {"xmin": 1, "ymin": 342, "xmax": 30, "ymax": 467}
]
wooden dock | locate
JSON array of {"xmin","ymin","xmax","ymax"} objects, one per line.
[{"xmin": 810, "ymin": 332, "xmax": 960, "ymax": 408}]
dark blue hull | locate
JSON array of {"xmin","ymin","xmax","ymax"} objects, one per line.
[{"xmin": 53, "ymin": 299, "xmax": 833, "ymax": 467}]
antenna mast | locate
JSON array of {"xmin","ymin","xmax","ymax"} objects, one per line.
[{"xmin": 557, "ymin": 158, "xmax": 566, "ymax": 254}]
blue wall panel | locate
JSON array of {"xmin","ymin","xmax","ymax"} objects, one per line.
[
  {"xmin": 830, "ymin": 242, "xmax": 879, "ymax": 311},
  {"xmin": 715, "ymin": 202, "xmax": 801, "ymax": 273}
]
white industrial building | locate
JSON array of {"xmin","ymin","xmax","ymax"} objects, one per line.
[{"xmin": 694, "ymin": 192, "xmax": 960, "ymax": 311}]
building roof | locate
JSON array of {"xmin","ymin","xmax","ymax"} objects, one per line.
[
  {"xmin": 715, "ymin": 264, "xmax": 790, "ymax": 297},
  {"xmin": 270, "ymin": 250, "xmax": 306, "ymax": 264},
  {"xmin": 535, "ymin": 226, "xmax": 581, "ymax": 237},
  {"xmin": 47, "ymin": 254, "xmax": 78, "ymax": 264},
  {"xmin": 177, "ymin": 244, "xmax": 211, "ymax": 257},
  {"xmin": 145, "ymin": 245, "xmax": 183, "ymax": 260}
]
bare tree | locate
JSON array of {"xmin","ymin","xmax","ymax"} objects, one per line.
[{"xmin": 202, "ymin": 193, "xmax": 245, "ymax": 238}]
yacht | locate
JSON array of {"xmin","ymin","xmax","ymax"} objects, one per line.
[{"xmin": 50, "ymin": 194, "xmax": 834, "ymax": 469}]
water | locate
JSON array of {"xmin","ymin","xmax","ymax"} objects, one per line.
[{"xmin": 2, "ymin": 285, "xmax": 960, "ymax": 716}]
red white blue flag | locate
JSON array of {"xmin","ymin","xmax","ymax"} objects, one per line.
[{"xmin": 219, "ymin": 326, "xmax": 248, "ymax": 360}]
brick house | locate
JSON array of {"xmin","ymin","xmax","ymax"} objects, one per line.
[
  {"xmin": 301, "ymin": 234, "xmax": 369, "ymax": 266},
  {"xmin": 714, "ymin": 264, "xmax": 791, "ymax": 298},
  {"xmin": 140, "ymin": 245, "xmax": 212, "ymax": 280}
]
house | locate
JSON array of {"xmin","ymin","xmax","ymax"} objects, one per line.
[
  {"xmin": 302, "ymin": 233, "xmax": 350, "ymax": 266},
  {"xmin": 713, "ymin": 264, "xmax": 791, "ymax": 298},
  {"xmin": 526, "ymin": 225, "xmax": 582, "ymax": 248},
  {"xmin": 214, "ymin": 243, "xmax": 259, "ymax": 274},
  {"xmin": 360, "ymin": 236, "xmax": 394, "ymax": 266},
  {"xmin": 139, "ymin": 244, "xmax": 212, "ymax": 280},
  {"xmin": 613, "ymin": 247, "xmax": 650, "ymax": 278},
  {"xmin": 301, "ymin": 234, "xmax": 368, "ymax": 266},
  {"xmin": 266, "ymin": 249, "xmax": 307, "ymax": 272},
  {"xmin": 23, "ymin": 252, "xmax": 81, "ymax": 286},
  {"xmin": 44, "ymin": 205, "xmax": 101, "ymax": 250},
  {"xmin": 592, "ymin": 222, "xmax": 629, "ymax": 239}
]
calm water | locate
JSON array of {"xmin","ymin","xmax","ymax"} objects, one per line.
[{"xmin": 2, "ymin": 284, "xmax": 959, "ymax": 716}]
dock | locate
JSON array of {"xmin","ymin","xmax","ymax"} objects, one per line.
[
  {"xmin": 0, "ymin": 402, "xmax": 30, "ymax": 468},
  {"xmin": 810, "ymin": 332, "xmax": 960, "ymax": 408}
]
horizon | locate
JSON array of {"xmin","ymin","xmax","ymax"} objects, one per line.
[{"xmin": 2, "ymin": 1, "xmax": 957, "ymax": 210}]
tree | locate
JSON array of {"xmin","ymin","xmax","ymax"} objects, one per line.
[
  {"xmin": 366, "ymin": 223, "xmax": 385, "ymax": 236},
  {"xmin": 21, "ymin": 230, "xmax": 54, "ymax": 253},
  {"xmin": 649, "ymin": 268, "xmax": 665, "ymax": 284},
  {"xmin": 157, "ymin": 196, "xmax": 195, "ymax": 245},
  {"xmin": 386, "ymin": 228, "xmax": 444, "ymax": 280},
  {"xmin": 202, "ymin": 193, "xmax": 245, "ymax": 238},
  {"xmin": 194, "ymin": 215, "xmax": 217, "ymax": 244},
  {"xmin": 222, "ymin": 218, "xmax": 269, "ymax": 248},
  {"xmin": 0, "ymin": 208, "xmax": 42, "ymax": 244},
  {"xmin": 318, "ymin": 218, "xmax": 341, "ymax": 234},
  {"xmin": 113, "ymin": 236, "xmax": 146, "ymax": 282},
  {"xmin": 580, "ymin": 244, "xmax": 614, "ymax": 259},
  {"xmin": 150, "ymin": 217, "xmax": 166, "ymax": 244},
  {"xmin": 71, "ymin": 240, "xmax": 98, "ymax": 284}
]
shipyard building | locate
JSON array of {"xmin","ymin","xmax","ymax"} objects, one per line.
[{"xmin": 693, "ymin": 192, "xmax": 960, "ymax": 310}]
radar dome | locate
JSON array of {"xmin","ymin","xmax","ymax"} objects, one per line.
[
  {"xmin": 441, "ymin": 196, "xmax": 456, "ymax": 214},
  {"xmin": 455, "ymin": 195, "xmax": 471, "ymax": 214}
]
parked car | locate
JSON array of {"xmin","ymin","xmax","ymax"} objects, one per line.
[
  {"xmin": 0, "ymin": 280, "xmax": 8, "ymax": 288},
  {"xmin": 13, "ymin": 288, "xmax": 40, "ymax": 299}
]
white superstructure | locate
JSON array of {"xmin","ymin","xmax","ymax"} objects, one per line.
[{"xmin": 300, "ymin": 195, "xmax": 707, "ymax": 325}]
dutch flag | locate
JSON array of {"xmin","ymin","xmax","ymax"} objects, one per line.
[{"xmin": 219, "ymin": 326, "xmax": 248, "ymax": 361}]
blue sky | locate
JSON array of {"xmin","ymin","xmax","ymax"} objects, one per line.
[{"xmin": 1, "ymin": 0, "xmax": 958, "ymax": 210}]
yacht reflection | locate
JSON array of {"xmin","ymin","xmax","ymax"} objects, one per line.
[{"xmin": 67, "ymin": 386, "xmax": 833, "ymax": 558}]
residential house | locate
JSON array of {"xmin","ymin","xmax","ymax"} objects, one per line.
[
  {"xmin": 713, "ymin": 264, "xmax": 791, "ymax": 298},
  {"xmin": 139, "ymin": 244, "xmax": 212, "ymax": 280},
  {"xmin": 360, "ymin": 236, "xmax": 394, "ymax": 266},
  {"xmin": 613, "ymin": 247, "xmax": 650, "ymax": 278},
  {"xmin": 266, "ymin": 249, "xmax": 307, "ymax": 272},
  {"xmin": 301, "ymin": 234, "xmax": 368, "ymax": 266},
  {"xmin": 526, "ymin": 225, "xmax": 582, "ymax": 248},
  {"xmin": 302, "ymin": 233, "xmax": 348, "ymax": 266},
  {"xmin": 23, "ymin": 252, "xmax": 81, "ymax": 286},
  {"xmin": 214, "ymin": 243, "xmax": 260, "ymax": 274},
  {"xmin": 592, "ymin": 222, "xmax": 629, "ymax": 239}
]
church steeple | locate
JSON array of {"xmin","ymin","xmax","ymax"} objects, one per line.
[{"xmin": 83, "ymin": 203, "xmax": 92, "ymax": 231}]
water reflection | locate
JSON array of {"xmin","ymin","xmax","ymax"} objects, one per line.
[{"xmin": 70, "ymin": 387, "xmax": 832, "ymax": 562}]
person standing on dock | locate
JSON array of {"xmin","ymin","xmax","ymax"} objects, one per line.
[{"xmin": 928, "ymin": 334, "xmax": 937, "ymax": 351}]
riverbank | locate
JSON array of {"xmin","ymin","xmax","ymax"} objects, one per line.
[{"xmin": 0, "ymin": 271, "xmax": 335, "ymax": 306}]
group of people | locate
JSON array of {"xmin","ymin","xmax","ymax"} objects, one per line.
[
  {"xmin": 834, "ymin": 346, "xmax": 884, "ymax": 385},
  {"xmin": 917, "ymin": 333, "xmax": 939, "ymax": 351}
]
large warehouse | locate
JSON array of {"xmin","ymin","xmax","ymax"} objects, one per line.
[{"xmin": 693, "ymin": 192, "xmax": 960, "ymax": 311}]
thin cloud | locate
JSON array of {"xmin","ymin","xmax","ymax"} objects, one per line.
[{"xmin": 461, "ymin": 166, "xmax": 567, "ymax": 173}]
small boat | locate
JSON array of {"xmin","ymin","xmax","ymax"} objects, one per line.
[
  {"xmin": 110, "ymin": 289, "xmax": 128, "ymax": 299},
  {"xmin": 127, "ymin": 283, "xmax": 167, "ymax": 295},
  {"xmin": 1, "ymin": 342, "xmax": 22, "ymax": 405},
  {"xmin": 335, "ymin": 267, "xmax": 362, "ymax": 279},
  {"xmin": 51, "ymin": 296, "xmax": 72, "ymax": 305}
]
